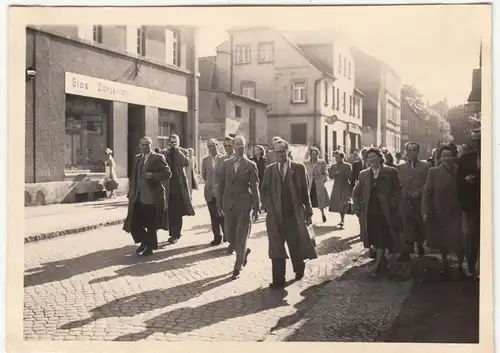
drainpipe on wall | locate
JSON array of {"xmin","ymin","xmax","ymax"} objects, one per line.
[
  {"xmin": 313, "ymin": 77, "xmax": 322, "ymax": 148},
  {"xmin": 32, "ymin": 31, "xmax": 37, "ymax": 183},
  {"xmin": 230, "ymin": 33, "xmax": 234, "ymax": 93}
]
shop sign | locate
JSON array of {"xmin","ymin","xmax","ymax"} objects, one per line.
[{"xmin": 65, "ymin": 72, "xmax": 188, "ymax": 112}]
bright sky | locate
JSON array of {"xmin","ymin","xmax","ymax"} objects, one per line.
[{"xmin": 195, "ymin": 4, "xmax": 489, "ymax": 107}]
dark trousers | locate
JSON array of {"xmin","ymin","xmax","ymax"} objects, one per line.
[
  {"xmin": 130, "ymin": 201, "xmax": 158, "ymax": 249},
  {"xmin": 168, "ymin": 193, "xmax": 184, "ymax": 239},
  {"xmin": 207, "ymin": 198, "xmax": 225, "ymax": 240},
  {"xmin": 464, "ymin": 210, "xmax": 480, "ymax": 272},
  {"xmin": 272, "ymin": 217, "xmax": 305, "ymax": 284}
]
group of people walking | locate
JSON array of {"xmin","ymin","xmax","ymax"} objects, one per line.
[{"xmin": 122, "ymin": 132, "xmax": 481, "ymax": 288}]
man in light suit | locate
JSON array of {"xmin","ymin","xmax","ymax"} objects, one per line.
[
  {"xmin": 123, "ymin": 137, "xmax": 171, "ymax": 256},
  {"xmin": 396, "ymin": 142, "xmax": 431, "ymax": 261},
  {"xmin": 217, "ymin": 135, "xmax": 260, "ymax": 280},
  {"xmin": 201, "ymin": 138, "xmax": 225, "ymax": 246}
]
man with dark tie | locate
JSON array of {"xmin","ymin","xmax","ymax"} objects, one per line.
[
  {"xmin": 261, "ymin": 139, "xmax": 317, "ymax": 289},
  {"xmin": 123, "ymin": 137, "xmax": 171, "ymax": 256}
]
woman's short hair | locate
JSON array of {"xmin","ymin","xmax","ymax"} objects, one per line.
[
  {"xmin": 255, "ymin": 145, "xmax": 266, "ymax": 156},
  {"xmin": 437, "ymin": 144, "xmax": 458, "ymax": 159},
  {"xmin": 309, "ymin": 146, "xmax": 320, "ymax": 155},
  {"xmin": 365, "ymin": 147, "xmax": 385, "ymax": 164},
  {"xmin": 333, "ymin": 150, "xmax": 345, "ymax": 160}
]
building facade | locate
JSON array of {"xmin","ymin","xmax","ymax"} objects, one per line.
[
  {"xmin": 400, "ymin": 98, "xmax": 436, "ymax": 159},
  {"xmin": 198, "ymin": 88, "xmax": 268, "ymax": 147},
  {"xmin": 202, "ymin": 27, "xmax": 363, "ymax": 160},
  {"xmin": 25, "ymin": 25, "xmax": 198, "ymax": 205},
  {"xmin": 352, "ymin": 48, "xmax": 401, "ymax": 151}
]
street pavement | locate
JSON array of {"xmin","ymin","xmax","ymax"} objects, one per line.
[{"xmin": 24, "ymin": 208, "xmax": 384, "ymax": 342}]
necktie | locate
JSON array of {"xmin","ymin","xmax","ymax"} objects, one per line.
[
  {"xmin": 139, "ymin": 155, "xmax": 145, "ymax": 171},
  {"xmin": 280, "ymin": 163, "xmax": 285, "ymax": 181}
]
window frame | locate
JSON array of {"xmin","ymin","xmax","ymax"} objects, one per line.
[
  {"xmin": 235, "ymin": 105, "xmax": 243, "ymax": 118},
  {"xmin": 137, "ymin": 26, "xmax": 146, "ymax": 56},
  {"xmin": 235, "ymin": 44, "xmax": 251, "ymax": 65},
  {"xmin": 290, "ymin": 123, "xmax": 308, "ymax": 145},
  {"xmin": 92, "ymin": 25, "xmax": 103, "ymax": 44},
  {"xmin": 291, "ymin": 78, "xmax": 307, "ymax": 104},
  {"xmin": 240, "ymin": 81, "xmax": 257, "ymax": 99},
  {"xmin": 258, "ymin": 42, "xmax": 274, "ymax": 63},
  {"xmin": 172, "ymin": 30, "xmax": 180, "ymax": 66}
]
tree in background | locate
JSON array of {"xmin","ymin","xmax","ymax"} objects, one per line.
[
  {"xmin": 401, "ymin": 85, "xmax": 454, "ymax": 145},
  {"xmin": 445, "ymin": 105, "xmax": 480, "ymax": 146}
]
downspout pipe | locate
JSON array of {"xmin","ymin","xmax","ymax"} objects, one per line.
[{"xmin": 313, "ymin": 77, "xmax": 322, "ymax": 148}]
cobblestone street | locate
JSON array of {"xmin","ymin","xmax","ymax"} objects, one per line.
[
  {"xmin": 24, "ymin": 209, "xmax": 378, "ymax": 341},
  {"xmin": 23, "ymin": 207, "xmax": 479, "ymax": 342}
]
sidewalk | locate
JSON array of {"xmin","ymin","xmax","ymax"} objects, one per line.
[{"xmin": 24, "ymin": 188, "xmax": 207, "ymax": 243}]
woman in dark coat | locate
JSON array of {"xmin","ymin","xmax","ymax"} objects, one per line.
[
  {"xmin": 251, "ymin": 145, "xmax": 267, "ymax": 185},
  {"xmin": 352, "ymin": 148, "xmax": 402, "ymax": 277},
  {"xmin": 328, "ymin": 151, "xmax": 352, "ymax": 227},
  {"xmin": 422, "ymin": 144, "xmax": 464, "ymax": 277}
]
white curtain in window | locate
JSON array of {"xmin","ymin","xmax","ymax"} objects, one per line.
[
  {"xmin": 126, "ymin": 26, "xmax": 139, "ymax": 55},
  {"xmin": 165, "ymin": 28, "xmax": 174, "ymax": 65},
  {"xmin": 77, "ymin": 26, "xmax": 93, "ymax": 42}
]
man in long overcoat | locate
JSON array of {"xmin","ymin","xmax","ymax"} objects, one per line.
[
  {"xmin": 261, "ymin": 139, "xmax": 317, "ymax": 289},
  {"xmin": 217, "ymin": 135, "xmax": 260, "ymax": 280},
  {"xmin": 396, "ymin": 142, "xmax": 430, "ymax": 261},
  {"xmin": 123, "ymin": 137, "xmax": 171, "ymax": 256},
  {"xmin": 162, "ymin": 134, "xmax": 195, "ymax": 244}
]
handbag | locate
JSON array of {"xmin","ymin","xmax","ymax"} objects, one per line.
[{"xmin": 104, "ymin": 179, "xmax": 119, "ymax": 191}]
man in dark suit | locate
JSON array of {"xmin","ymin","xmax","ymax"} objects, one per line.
[
  {"xmin": 457, "ymin": 136, "xmax": 481, "ymax": 279},
  {"xmin": 350, "ymin": 147, "xmax": 368, "ymax": 192},
  {"xmin": 123, "ymin": 137, "xmax": 171, "ymax": 256}
]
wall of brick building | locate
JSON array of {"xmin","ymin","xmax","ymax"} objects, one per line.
[{"xmin": 26, "ymin": 27, "xmax": 193, "ymax": 183}]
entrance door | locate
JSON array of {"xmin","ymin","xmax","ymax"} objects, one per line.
[{"xmin": 127, "ymin": 104, "xmax": 145, "ymax": 178}]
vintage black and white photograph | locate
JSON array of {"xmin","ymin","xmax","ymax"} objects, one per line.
[{"xmin": 7, "ymin": 3, "xmax": 493, "ymax": 349}]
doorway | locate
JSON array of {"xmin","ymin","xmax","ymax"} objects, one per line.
[{"xmin": 127, "ymin": 104, "xmax": 145, "ymax": 178}]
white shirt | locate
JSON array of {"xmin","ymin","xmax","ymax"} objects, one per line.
[
  {"xmin": 141, "ymin": 152, "xmax": 151, "ymax": 168},
  {"xmin": 371, "ymin": 166, "xmax": 381, "ymax": 179},
  {"xmin": 234, "ymin": 156, "xmax": 243, "ymax": 173}
]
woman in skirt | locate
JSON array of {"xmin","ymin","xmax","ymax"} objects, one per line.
[
  {"xmin": 328, "ymin": 151, "xmax": 352, "ymax": 227},
  {"xmin": 304, "ymin": 147, "xmax": 330, "ymax": 223}
]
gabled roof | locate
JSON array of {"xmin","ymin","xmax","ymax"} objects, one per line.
[{"xmin": 221, "ymin": 27, "xmax": 336, "ymax": 79}]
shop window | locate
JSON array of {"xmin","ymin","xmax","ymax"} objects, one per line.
[
  {"xmin": 158, "ymin": 109, "xmax": 183, "ymax": 149},
  {"xmin": 64, "ymin": 95, "xmax": 110, "ymax": 172}
]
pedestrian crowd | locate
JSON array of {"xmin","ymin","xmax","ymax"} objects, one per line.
[{"xmin": 121, "ymin": 132, "xmax": 481, "ymax": 288}]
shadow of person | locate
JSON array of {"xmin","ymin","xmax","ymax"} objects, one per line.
[
  {"xmin": 113, "ymin": 287, "xmax": 289, "ymax": 341},
  {"xmin": 89, "ymin": 246, "xmax": 231, "ymax": 284},
  {"xmin": 314, "ymin": 234, "xmax": 361, "ymax": 257},
  {"xmin": 24, "ymin": 243, "xmax": 212, "ymax": 288},
  {"xmin": 59, "ymin": 272, "xmax": 233, "ymax": 330},
  {"xmin": 270, "ymin": 280, "xmax": 333, "ymax": 334}
]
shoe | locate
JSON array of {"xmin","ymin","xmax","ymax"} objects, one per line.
[
  {"xmin": 141, "ymin": 247, "xmax": 153, "ymax": 256},
  {"xmin": 417, "ymin": 245, "xmax": 426, "ymax": 257},
  {"xmin": 210, "ymin": 236, "xmax": 222, "ymax": 246},
  {"xmin": 322, "ymin": 214, "xmax": 327, "ymax": 223},
  {"xmin": 295, "ymin": 272, "xmax": 304, "ymax": 281},
  {"xmin": 167, "ymin": 237, "xmax": 178, "ymax": 244},
  {"xmin": 231, "ymin": 269, "xmax": 240, "ymax": 280},
  {"xmin": 227, "ymin": 245, "xmax": 234, "ymax": 254},
  {"xmin": 243, "ymin": 248, "xmax": 251, "ymax": 267},
  {"xmin": 269, "ymin": 282, "xmax": 285, "ymax": 289},
  {"xmin": 136, "ymin": 243, "xmax": 146, "ymax": 255}
]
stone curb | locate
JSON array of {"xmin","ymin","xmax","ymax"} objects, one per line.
[{"xmin": 24, "ymin": 202, "xmax": 208, "ymax": 244}]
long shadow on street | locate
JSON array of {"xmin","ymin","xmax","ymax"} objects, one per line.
[
  {"xmin": 24, "ymin": 243, "xmax": 212, "ymax": 287},
  {"xmin": 59, "ymin": 272, "xmax": 233, "ymax": 330},
  {"xmin": 281, "ymin": 254, "xmax": 480, "ymax": 343},
  {"xmin": 88, "ymin": 246, "xmax": 231, "ymax": 284},
  {"xmin": 113, "ymin": 287, "xmax": 289, "ymax": 341}
]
